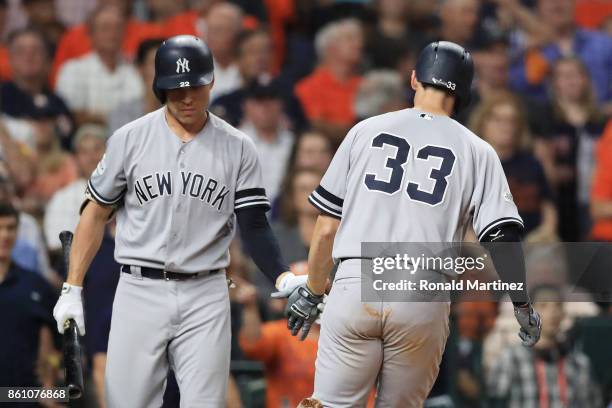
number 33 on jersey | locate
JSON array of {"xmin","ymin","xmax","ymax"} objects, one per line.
[{"xmin": 308, "ymin": 109, "xmax": 523, "ymax": 258}]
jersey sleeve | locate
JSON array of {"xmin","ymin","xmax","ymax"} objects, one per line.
[
  {"xmin": 235, "ymin": 137, "xmax": 271, "ymax": 211},
  {"xmin": 308, "ymin": 126, "xmax": 357, "ymax": 219},
  {"xmin": 472, "ymin": 144, "xmax": 524, "ymax": 241},
  {"xmin": 86, "ymin": 132, "xmax": 127, "ymax": 206}
]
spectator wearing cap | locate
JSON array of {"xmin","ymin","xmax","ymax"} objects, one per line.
[
  {"xmin": 295, "ymin": 18, "xmax": 363, "ymax": 144},
  {"xmin": 0, "ymin": 28, "xmax": 74, "ymax": 149},
  {"xmin": 590, "ymin": 120, "xmax": 612, "ymax": 241},
  {"xmin": 204, "ymin": 2, "xmax": 245, "ymax": 101},
  {"xmin": 51, "ymin": 0, "xmax": 163, "ymax": 87},
  {"xmin": 353, "ymin": 70, "xmax": 408, "ymax": 121},
  {"xmin": 507, "ymin": 0, "xmax": 612, "ymax": 112},
  {"xmin": 108, "ymin": 38, "xmax": 163, "ymax": 133},
  {"xmin": 0, "ymin": 202, "xmax": 60, "ymax": 392},
  {"xmin": 239, "ymin": 79, "xmax": 294, "ymax": 204},
  {"xmin": 211, "ymin": 29, "xmax": 306, "ymax": 130},
  {"xmin": 55, "ymin": 4, "xmax": 144, "ymax": 126},
  {"xmin": 21, "ymin": 0, "xmax": 65, "ymax": 51},
  {"xmin": 44, "ymin": 124, "xmax": 106, "ymax": 253}
]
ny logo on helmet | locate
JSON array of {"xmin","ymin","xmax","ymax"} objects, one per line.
[{"xmin": 176, "ymin": 58, "xmax": 190, "ymax": 74}]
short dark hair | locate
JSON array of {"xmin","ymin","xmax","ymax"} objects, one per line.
[
  {"xmin": 136, "ymin": 38, "xmax": 163, "ymax": 66},
  {"xmin": 236, "ymin": 28, "xmax": 270, "ymax": 56},
  {"xmin": 7, "ymin": 26, "xmax": 48, "ymax": 53},
  {"xmin": 0, "ymin": 202, "xmax": 19, "ymax": 223}
]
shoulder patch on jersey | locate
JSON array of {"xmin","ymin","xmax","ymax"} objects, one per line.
[
  {"xmin": 93, "ymin": 154, "xmax": 107, "ymax": 177},
  {"xmin": 503, "ymin": 190, "xmax": 514, "ymax": 203}
]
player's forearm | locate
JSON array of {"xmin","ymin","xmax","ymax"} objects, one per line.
[
  {"xmin": 307, "ymin": 215, "xmax": 339, "ymax": 295},
  {"xmin": 66, "ymin": 202, "xmax": 110, "ymax": 286}
]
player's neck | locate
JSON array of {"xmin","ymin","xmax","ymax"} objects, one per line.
[
  {"xmin": 165, "ymin": 108, "xmax": 208, "ymax": 141},
  {"xmin": 0, "ymin": 260, "xmax": 9, "ymax": 283},
  {"xmin": 413, "ymin": 89, "xmax": 454, "ymax": 116}
]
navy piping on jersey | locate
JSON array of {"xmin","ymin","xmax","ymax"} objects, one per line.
[
  {"xmin": 478, "ymin": 217, "xmax": 524, "ymax": 241},
  {"xmin": 87, "ymin": 180, "xmax": 125, "ymax": 205},
  {"xmin": 308, "ymin": 194, "xmax": 342, "ymax": 219},
  {"xmin": 315, "ymin": 185, "xmax": 344, "ymax": 207},
  {"xmin": 235, "ymin": 188, "xmax": 270, "ymax": 210}
]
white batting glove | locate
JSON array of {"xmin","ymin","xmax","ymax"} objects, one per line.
[
  {"xmin": 271, "ymin": 272, "xmax": 308, "ymax": 298},
  {"xmin": 53, "ymin": 283, "xmax": 85, "ymax": 335}
]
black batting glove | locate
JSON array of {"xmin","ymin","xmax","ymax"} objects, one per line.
[{"xmin": 286, "ymin": 285, "xmax": 324, "ymax": 341}]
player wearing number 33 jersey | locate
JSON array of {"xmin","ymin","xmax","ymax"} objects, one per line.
[{"xmin": 285, "ymin": 41, "xmax": 541, "ymax": 408}]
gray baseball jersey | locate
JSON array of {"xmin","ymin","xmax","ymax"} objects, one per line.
[
  {"xmin": 86, "ymin": 108, "xmax": 270, "ymax": 273},
  {"xmin": 308, "ymin": 108, "xmax": 523, "ymax": 259}
]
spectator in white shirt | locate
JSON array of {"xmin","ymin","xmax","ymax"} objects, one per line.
[
  {"xmin": 204, "ymin": 2, "xmax": 243, "ymax": 101},
  {"xmin": 239, "ymin": 79, "xmax": 294, "ymax": 203},
  {"xmin": 55, "ymin": 4, "xmax": 143, "ymax": 126},
  {"xmin": 44, "ymin": 124, "xmax": 106, "ymax": 252}
]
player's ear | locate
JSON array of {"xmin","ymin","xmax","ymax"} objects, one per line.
[{"xmin": 410, "ymin": 70, "xmax": 418, "ymax": 91}]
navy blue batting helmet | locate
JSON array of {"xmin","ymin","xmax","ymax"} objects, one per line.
[
  {"xmin": 415, "ymin": 41, "xmax": 474, "ymax": 112},
  {"xmin": 153, "ymin": 35, "xmax": 214, "ymax": 103}
]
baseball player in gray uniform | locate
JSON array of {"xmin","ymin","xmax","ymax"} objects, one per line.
[
  {"xmin": 52, "ymin": 35, "xmax": 302, "ymax": 408},
  {"xmin": 277, "ymin": 42, "xmax": 542, "ymax": 407}
]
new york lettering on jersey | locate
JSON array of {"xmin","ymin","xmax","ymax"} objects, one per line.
[{"xmin": 84, "ymin": 109, "xmax": 270, "ymax": 272}]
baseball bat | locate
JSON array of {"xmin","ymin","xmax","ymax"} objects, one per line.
[{"xmin": 59, "ymin": 230, "xmax": 84, "ymax": 399}]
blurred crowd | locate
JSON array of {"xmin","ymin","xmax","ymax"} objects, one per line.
[{"xmin": 0, "ymin": 0, "xmax": 610, "ymax": 407}]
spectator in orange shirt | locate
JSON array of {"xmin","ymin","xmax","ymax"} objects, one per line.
[
  {"xmin": 50, "ymin": 0, "xmax": 163, "ymax": 86},
  {"xmin": 294, "ymin": 19, "xmax": 363, "ymax": 144},
  {"xmin": 591, "ymin": 120, "xmax": 612, "ymax": 241},
  {"xmin": 237, "ymin": 276, "xmax": 320, "ymax": 408}
]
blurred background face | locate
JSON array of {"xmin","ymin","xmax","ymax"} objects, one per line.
[
  {"xmin": 377, "ymin": 0, "xmax": 409, "ymax": 19},
  {"xmin": 295, "ymin": 133, "xmax": 332, "ymax": 172},
  {"xmin": 24, "ymin": 0, "xmax": 56, "ymax": 25},
  {"xmin": 238, "ymin": 32, "xmax": 272, "ymax": 80},
  {"xmin": 440, "ymin": 0, "xmax": 479, "ymax": 42},
  {"xmin": 533, "ymin": 289, "xmax": 564, "ymax": 338},
  {"xmin": 292, "ymin": 170, "xmax": 322, "ymax": 216},
  {"xmin": 474, "ymin": 45, "xmax": 509, "ymax": 87},
  {"xmin": 0, "ymin": 215, "xmax": 18, "ymax": 261},
  {"xmin": 9, "ymin": 32, "xmax": 47, "ymax": 82},
  {"xmin": 147, "ymin": 0, "xmax": 184, "ymax": 20},
  {"xmin": 204, "ymin": 4, "xmax": 242, "ymax": 57},
  {"xmin": 90, "ymin": 6, "xmax": 126, "ymax": 56},
  {"xmin": 538, "ymin": 0, "xmax": 574, "ymax": 29},
  {"xmin": 243, "ymin": 97, "xmax": 282, "ymax": 131},
  {"xmin": 553, "ymin": 60, "xmax": 589, "ymax": 102},
  {"xmin": 328, "ymin": 24, "xmax": 363, "ymax": 67},
  {"xmin": 75, "ymin": 136, "xmax": 106, "ymax": 178},
  {"xmin": 482, "ymin": 102, "xmax": 520, "ymax": 151},
  {"xmin": 166, "ymin": 84, "xmax": 212, "ymax": 127}
]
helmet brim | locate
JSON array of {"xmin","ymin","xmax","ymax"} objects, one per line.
[{"xmin": 155, "ymin": 72, "xmax": 214, "ymax": 90}]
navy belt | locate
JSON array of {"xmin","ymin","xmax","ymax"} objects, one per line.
[{"xmin": 120, "ymin": 265, "xmax": 220, "ymax": 281}]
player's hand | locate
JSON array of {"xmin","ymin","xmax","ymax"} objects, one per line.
[
  {"xmin": 286, "ymin": 285, "xmax": 324, "ymax": 341},
  {"xmin": 53, "ymin": 283, "xmax": 85, "ymax": 335},
  {"xmin": 513, "ymin": 303, "xmax": 541, "ymax": 347},
  {"xmin": 271, "ymin": 272, "xmax": 308, "ymax": 298}
]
